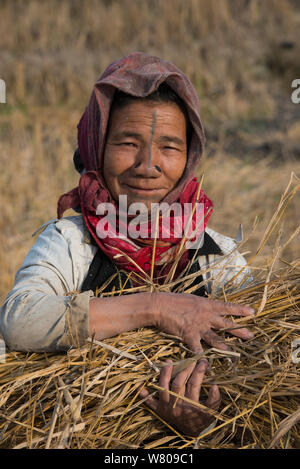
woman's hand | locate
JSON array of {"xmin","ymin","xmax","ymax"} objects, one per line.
[
  {"xmin": 152, "ymin": 292, "xmax": 255, "ymax": 353},
  {"xmin": 139, "ymin": 359, "xmax": 220, "ymax": 437},
  {"xmin": 89, "ymin": 292, "xmax": 254, "ymax": 352}
]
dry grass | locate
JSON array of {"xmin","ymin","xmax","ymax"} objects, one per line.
[{"xmin": 0, "ymin": 261, "xmax": 299, "ymax": 449}]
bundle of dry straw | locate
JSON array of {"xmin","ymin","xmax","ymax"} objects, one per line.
[{"xmin": 0, "ymin": 174, "xmax": 299, "ymax": 449}]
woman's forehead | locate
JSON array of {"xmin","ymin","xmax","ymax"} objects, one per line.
[{"xmin": 107, "ymin": 100, "xmax": 187, "ymax": 137}]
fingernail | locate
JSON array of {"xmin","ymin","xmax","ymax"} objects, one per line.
[
  {"xmin": 198, "ymin": 358, "xmax": 208, "ymax": 369},
  {"xmin": 200, "ymin": 357, "xmax": 208, "ymax": 364}
]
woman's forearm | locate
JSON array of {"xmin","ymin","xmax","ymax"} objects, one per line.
[
  {"xmin": 89, "ymin": 293, "xmax": 157, "ymax": 340},
  {"xmin": 89, "ymin": 292, "xmax": 254, "ymax": 352}
]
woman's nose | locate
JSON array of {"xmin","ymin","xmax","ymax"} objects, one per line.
[{"xmin": 132, "ymin": 145, "xmax": 162, "ymax": 177}]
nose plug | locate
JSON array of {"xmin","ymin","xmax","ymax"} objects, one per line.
[{"xmin": 134, "ymin": 162, "xmax": 162, "ymax": 173}]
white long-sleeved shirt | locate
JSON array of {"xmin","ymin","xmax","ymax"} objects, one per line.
[{"xmin": 0, "ymin": 215, "xmax": 251, "ymax": 352}]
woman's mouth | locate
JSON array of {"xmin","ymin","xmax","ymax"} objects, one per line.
[{"xmin": 122, "ymin": 184, "xmax": 164, "ymax": 195}]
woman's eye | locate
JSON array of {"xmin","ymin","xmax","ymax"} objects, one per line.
[
  {"xmin": 164, "ymin": 146, "xmax": 179, "ymax": 151},
  {"xmin": 120, "ymin": 142, "xmax": 137, "ymax": 147}
]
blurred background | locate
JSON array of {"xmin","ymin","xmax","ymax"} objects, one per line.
[{"xmin": 0, "ymin": 0, "xmax": 299, "ymax": 302}]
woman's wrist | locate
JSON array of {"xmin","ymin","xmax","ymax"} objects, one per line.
[
  {"xmin": 130, "ymin": 292, "xmax": 158, "ymax": 328},
  {"xmin": 148, "ymin": 291, "xmax": 176, "ymax": 330},
  {"xmin": 148, "ymin": 291, "xmax": 162, "ymax": 328},
  {"xmin": 89, "ymin": 293, "xmax": 159, "ymax": 339}
]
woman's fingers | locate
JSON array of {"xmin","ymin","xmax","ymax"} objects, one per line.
[
  {"xmin": 211, "ymin": 300, "xmax": 255, "ymax": 317},
  {"xmin": 139, "ymin": 359, "xmax": 174, "ymax": 411},
  {"xmin": 205, "ymin": 384, "xmax": 221, "ymax": 410},
  {"xmin": 202, "ymin": 329, "xmax": 231, "ymax": 351},
  {"xmin": 226, "ymin": 325, "xmax": 254, "ymax": 340},
  {"xmin": 213, "ymin": 316, "xmax": 254, "ymax": 340},
  {"xmin": 183, "ymin": 332, "xmax": 203, "ymax": 354},
  {"xmin": 158, "ymin": 359, "xmax": 173, "ymax": 404},
  {"xmin": 185, "ymin": 359, "xmax": 207, "ymax": 402},
  {"xmin": 223, "ymin": 303, "xmax": 255, "ymax": 317},
  {"xmin": 139, "ymin": 387, "xmax": 159, "ymax": 412},
  {"xmin": 170, "ymin": 362, "xmax": 195, "ymax": 406}
]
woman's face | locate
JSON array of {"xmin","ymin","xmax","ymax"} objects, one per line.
[{"xmin": 103, "ymin": 100, "xmax": 187, "ymax": 210}]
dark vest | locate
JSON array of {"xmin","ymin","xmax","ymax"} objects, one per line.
[{"xmin": 81, "ymin": 232, "xmax": 222, "ymax": 297}]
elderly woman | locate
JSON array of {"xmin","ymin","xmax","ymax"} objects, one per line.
[{"xmin": 0, "ymin": 52, "xmax": 254, "ymax": 436}]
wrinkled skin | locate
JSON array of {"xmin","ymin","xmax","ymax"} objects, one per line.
[
  {"xmin": 152, "ymin": 292, "xmax": 254, "ymax": 353},
  {"xmin": 103, "ymin": 100, "xmax": 187, "ymax": 210},
  {"xmin": 139, "ymin": 359, "xmax": 221, "ymax": 437}
]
